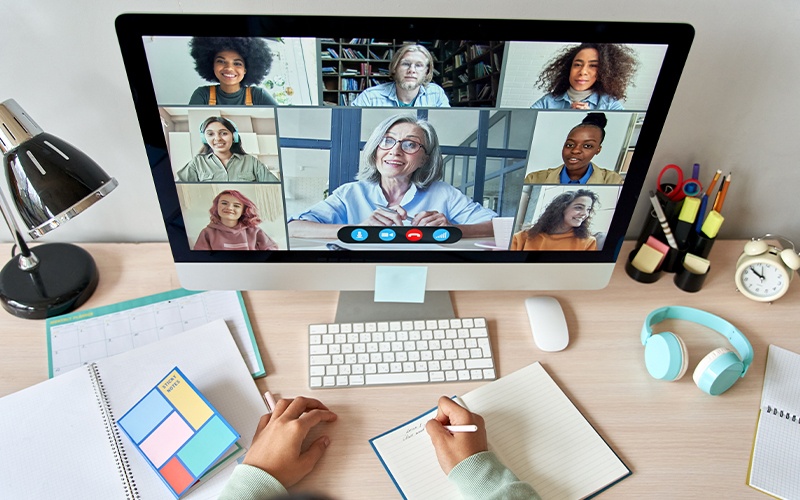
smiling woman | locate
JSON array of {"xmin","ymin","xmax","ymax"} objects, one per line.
[
  {"xmin": 194, "ymin": 189, "xmax": 279, "ymax": 250},
  {"xmin": 176, "ymin": 116, "xmax": 279, "ymax": 183},
  {"xmin": 511, "ymin": 188, "xmax": 600, "ymax": 251},
  {"xmin": 287, "ymin": 113, "xmax": 496, "ymax": 239}
]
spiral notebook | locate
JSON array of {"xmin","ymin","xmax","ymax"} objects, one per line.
[
  {"xmin": 370, "ymin": 362, "xmax": 631, "ymax": 499},
  {"xmin": 0, "ymin": 319, "xmax": 265, "ymax": 499},
  {"xmin": 748, "ymin": 345, "xmax": 800, "ymax": 500}
]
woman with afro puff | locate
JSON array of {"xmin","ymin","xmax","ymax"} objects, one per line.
[
  {"xmin": 188, "ymin": 37, "xmax": 278, "ymax": 106},
  {"xmin": 531, "ymin": 43, "xmax": 638, "ymax": 110}
]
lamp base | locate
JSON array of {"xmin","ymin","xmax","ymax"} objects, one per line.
[{"xmin": 0, "ymin": 243, "xmax": 99, "ymax": 319}]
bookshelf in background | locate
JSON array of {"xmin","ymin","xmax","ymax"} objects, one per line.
[
  {"xmin": 320, "ymin": 39, "xmax": 442, "ymax": 106},
  {"xmin": 440, "ymin": 41, "xmax": 505, "ymax": 107}
]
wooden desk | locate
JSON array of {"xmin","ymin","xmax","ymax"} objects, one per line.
[{"xmin": 1, "ymin": 240, "xmax": 797, "ymax": 499}]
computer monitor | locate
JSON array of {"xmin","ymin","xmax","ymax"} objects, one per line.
[{"xmin": 115, "ymin": 14, "xmax": 693, "ymax": 299}]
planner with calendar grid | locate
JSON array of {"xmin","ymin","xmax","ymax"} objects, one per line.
[{"xmin": 747, "ymin": 345, "xmax": 800, "ymax": 500}]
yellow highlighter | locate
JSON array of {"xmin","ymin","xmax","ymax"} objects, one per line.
[
  {"xmin": 700, "ymin": 210, "xmax": 724, "ymax": 239},
  {"xmin": 674, "ymin": 197, "xmax": 701, "ymax": 247}
]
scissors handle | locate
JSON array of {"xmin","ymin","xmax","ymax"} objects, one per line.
[{"xmin": 657, "ymin": 164, "xmax": 684, "ymax": 201}]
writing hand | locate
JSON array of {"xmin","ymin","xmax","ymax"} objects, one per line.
[
  {"xmin": 412, "ymin": 210, "xmax": 451, "ymax": 227},
  {"xmin": 425, "ymin": 396, "xmax": 488, "ymax": 474},
  {"xmin": 361, "ymin": 206, "xmax": 405, "ymax": 227},
  {"xmin": 243, "ymin": 396, "xmax": 337, "ymax": 487}
]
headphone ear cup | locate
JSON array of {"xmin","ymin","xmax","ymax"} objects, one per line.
[
  {"xmin": 779, "ymin": 248, "xmax": 800, "ymax": 271},
  {"xmin": 693, "ymin": 347, "xmax": 744, "ymax": 396},
  {"xmin": 233, "ymin": 131, "xmax": 240, "ymax": 143},
  {"xmin": 644, "ymin": 332, "xmax": 688, "ymax": 381},
  {"xmin": 744, "ymin": 239, "xmax": 769, "ymax": 256}
]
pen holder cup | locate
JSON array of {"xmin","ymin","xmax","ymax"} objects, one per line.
[
  {"xmin": 686, "ymin": 232, "xmax": 716, "ymax": 259},
  {"xmin": 625, "ymin": 250, "xmax": 663, "ymax": 284},
  {"xmin": 674, "ymin": 265, "xmax": 710, "ymax": 293}
]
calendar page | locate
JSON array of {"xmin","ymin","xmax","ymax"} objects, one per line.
[{"xmin": 46, "ymin": 289, "xmax": 265, "ymax": 378}]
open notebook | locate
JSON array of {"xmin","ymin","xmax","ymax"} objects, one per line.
[
  {"xmin": 0, "ymin": 319, "xmax": 265, "ymax": 499},
  {"xmin": 748, "ymin": 345, "xmax": 800, "ymax": 500},
  {"xmin": 370, "ymin": 362, "xmax": 631, "ymax": 499}
]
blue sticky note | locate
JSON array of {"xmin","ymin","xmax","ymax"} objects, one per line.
[{"xmin": 374, "ymin": 266, "xmax": 427, "ymax": 303}]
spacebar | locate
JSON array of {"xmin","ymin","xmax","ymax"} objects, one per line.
[{"xmin": 365, "ymin": 372, "xmax": 430, "ymax": 385}]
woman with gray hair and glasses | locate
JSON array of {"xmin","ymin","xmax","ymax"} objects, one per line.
[{"xmin": 289, "ymin": 114, "xmax": 496, "ymax": 239}]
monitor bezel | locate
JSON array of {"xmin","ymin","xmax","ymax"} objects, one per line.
[{"xmin": 115, "ymin": 14, "xmax": 694, "ymax": 268}]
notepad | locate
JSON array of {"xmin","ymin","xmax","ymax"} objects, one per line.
[
  {"xmin": 0, "ymin": 319, "xmax": 265, "ymax": 499},
  {"xmin": 370, "ymin": 362, "xmax": 631, "ymax": 499},
  {"xmin": 747, "ymin": 345, "xmax": 800, "ymax": 499},
  {"xmin": 118, "ymin": 367, "xmax": 241, "ymax": 498},
  {"xmin": 47, "ymin": 288, "xmax": 265, "ymax": 378}
]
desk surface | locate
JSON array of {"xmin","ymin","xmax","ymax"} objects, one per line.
[{"xmin": 1, "ymin": 240, "xmax": 797, "ymax": 499}]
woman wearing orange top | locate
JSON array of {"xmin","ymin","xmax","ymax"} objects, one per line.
[{"xmin": 511, "ymin": 189, "xmax": 600, "ymax": 251}]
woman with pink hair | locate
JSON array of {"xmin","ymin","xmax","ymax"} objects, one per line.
[{"xmin": 194, "ymin": 189, "xmax": 279, "ymax": 250}]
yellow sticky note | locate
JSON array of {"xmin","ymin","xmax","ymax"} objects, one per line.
[
  {"xmin": 678, "ymin": 197, "xmax": 701, "ymax": 223},
  {"xmin": 700, "ymin": 210, "xmax": 724, "ymax": 238},
  {"xmin": 631, "ymin": 244, "xmax": 665, "ymax": 274},
  {"xmin": 158, "ymin": 369, "xmax": 212, "ymax": 430},
  {"xmin": 683, "ymin": 253, "xmax": 710, "ymax": 275}
]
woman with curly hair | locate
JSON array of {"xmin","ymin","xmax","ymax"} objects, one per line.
[
  {"xmin": 194, "ymin": 189, "xmax": 279, "ymax": 250},
  {"xmin": 531, "ymin": 43, "xmax": 638, "ymax": 110},
  {"xmin": 188, "ymin": 37, "xmax": 277, "ymax": 106},
  {"xmin": 511, "ymin": 189, "xmax": 600, "ymax": 250}
]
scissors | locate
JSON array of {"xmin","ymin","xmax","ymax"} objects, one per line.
[{"xmin": 657, "ymin": 164, "xmax": 703, "ymax": 202}]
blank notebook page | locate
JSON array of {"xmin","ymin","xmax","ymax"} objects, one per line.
[
  {"xmin": 461, "ymin": 363, "xmax": 630, "ymax": 500},
  {"xmin": 749, "ymin": 345, "xmax": 800, "ymax": 499}
]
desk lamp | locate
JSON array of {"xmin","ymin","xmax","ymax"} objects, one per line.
[{"xmin": 0, "ymin": 99, "xmax": 118, "ymax": 319}]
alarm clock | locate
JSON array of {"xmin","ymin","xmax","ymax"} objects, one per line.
[{"xmin": 735, "ymin": 235, "xmax": 800, "ymax": 302}]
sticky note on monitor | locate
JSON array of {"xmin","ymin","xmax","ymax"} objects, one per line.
[
  {"xmin": 117, "ymin": 367, "xmax": 241, "ymax": 498},
  {"xmin": 374, "ymin": 265, "xmax": 427, "ymax": 303}
]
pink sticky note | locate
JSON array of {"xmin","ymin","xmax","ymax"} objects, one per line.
[{"xmin": 646, "ymin": 236, "xmax": 670, "ymax": 268}]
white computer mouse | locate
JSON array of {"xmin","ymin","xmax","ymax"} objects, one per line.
[{"xmin": 525, "ymin": 296, "xmax": 569, "ymax": 352}]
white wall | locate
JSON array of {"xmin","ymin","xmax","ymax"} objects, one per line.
[{"xmin": 1, "ymin": 0, "xmax": 799, "ymax": 244}]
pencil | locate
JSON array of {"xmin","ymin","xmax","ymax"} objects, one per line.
[
  {"xmin": 704, "ymin": 169, "xmax": 722, "ymax": 196},
  {"xmin": 649, "ymin": 191, "xmax": 679, "ymax": 250},
  {"xmin": 712, "ymin": 173, "xmax": 731, "ymax": 212},
  {"xmin": 443, "ymin": 425, "xmax": 478, "ymax": 433}
]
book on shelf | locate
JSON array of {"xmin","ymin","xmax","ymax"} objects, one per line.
[{"xmin": 370, "ymin": 362, "xmax": 631, "ymax": 499}]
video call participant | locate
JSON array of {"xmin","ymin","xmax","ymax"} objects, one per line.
[
  {"xmin": 218, "ymin": 396, "xmax": 540, "ymax": 500},
  {"xmin": 177, "ymin": 117, "xmax": 279, "ymax": 183},
  {"xmin": 194, "ymin": 189, "xmax": 279, "ymax": 251},
  {"xmin": 288, "ymin": 114, "xmax": 496, "ymax": 239},
  {"xmin": 351, "ymin": 45, "xmax": 450, "ymax": 107},
  {"xmin": 524, "ymin": 113, "xmax": 622, "ymax": 184},
  {"xmin": 531, "ymin": 43, "xmax": 638, "ymax": 110},
  {"xmin": 511, "ymin": 189, "xmax": 599, "ymax": 250},
  {"xmin": 188, "ymin": 37, "xmax": 278, "ymax": 106}
]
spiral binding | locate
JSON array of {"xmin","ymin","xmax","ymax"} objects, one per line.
[
  {"xmin": 765, "ymin": 405, "xmax": 800, "ymax": 424},
  {"xmin": 87, "ymin": 363, "xmax": 141, "ymax": 499}
]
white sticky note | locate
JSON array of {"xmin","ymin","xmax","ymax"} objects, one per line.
[{"xmin": 374, "ymin": 266, "xmax": 428, "ymax": 303}]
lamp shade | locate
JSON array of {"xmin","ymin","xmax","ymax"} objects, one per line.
[{"xmin": 0, "ymin": 101, "xmax": 118, "ymax": 239}]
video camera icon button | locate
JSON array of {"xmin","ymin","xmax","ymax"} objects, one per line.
[{"xmin": 378, "ymin": 229, "xmax": 396, "ymax": 242}]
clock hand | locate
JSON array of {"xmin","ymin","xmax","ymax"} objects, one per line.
[{"xmin": 749, "ymin": 266, "xmax": 765, "ymax": 281}]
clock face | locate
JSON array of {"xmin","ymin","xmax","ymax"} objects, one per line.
[{"xmin": 737, "ymin": 260, "xmax": 789, "ymax": 301}]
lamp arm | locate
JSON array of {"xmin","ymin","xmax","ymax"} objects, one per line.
[{"xmin": 0, "ymin": 187, "xmax": 39, "ymax": 270}]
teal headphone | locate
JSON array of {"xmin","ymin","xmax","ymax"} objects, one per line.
[
  {"xmin": 200, "ymin": 117, "xmax": 240, "ymax": 144},
  {"xmin": 641, "ymin": 306, "xmax": 753, "ymax": 396}
]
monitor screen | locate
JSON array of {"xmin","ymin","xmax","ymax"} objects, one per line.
[{"xmin": 115, "ymin": 14, "xmax": 693, "ymax": 292}]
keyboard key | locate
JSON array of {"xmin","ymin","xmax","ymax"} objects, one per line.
[{"xmin": 309, "ymin": 317, "xmax": 495, "ymax": 388}]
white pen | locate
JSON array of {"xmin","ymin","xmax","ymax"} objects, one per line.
[
  {"xmin": 263, "ymin": 391, "xmax": 277, "ymax": 414},
  {"xmin": 443, "ymin": 424, "xmax": 478, "ymax": 433},
  {"xmin": 376, "ymin": 203, "xmax": 414, "ymax": 222}
]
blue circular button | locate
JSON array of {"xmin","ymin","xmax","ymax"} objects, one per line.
[
  {"xmin": 350, "ymin": 228, "xmax": 369, "ymax": 241},
  {"xmin": 432, "ymin": 229, "xmax": 450, "ymax": 241},
  {"xmin": 378, "ymin": 228, "xmax": 396, "ymax": 242}
]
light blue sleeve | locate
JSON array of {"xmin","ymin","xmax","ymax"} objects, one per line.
[
  {"xmin": 438, "ymin": 183, "xmax": 496, "ymax": 224},
  {"xmin": 218, "ymin": 464, "xmax": 289, "ymax": 500},
  {"xmin": 448, "ymin": 451, "xmax": 541, "ymax": 500}
]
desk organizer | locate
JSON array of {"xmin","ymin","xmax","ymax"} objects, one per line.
[{"xmin": 626, "ymin": 189, "xmax": 714, "ymax": 292}]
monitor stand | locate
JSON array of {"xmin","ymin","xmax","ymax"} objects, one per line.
[{"xmin": 334, "ymin": 291, "xmax": 455, "ymax": 323}]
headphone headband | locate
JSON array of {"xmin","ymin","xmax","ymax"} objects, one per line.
[{"xmin": 641, "ymin": 306, "xmax": 753, "ymax": 375}]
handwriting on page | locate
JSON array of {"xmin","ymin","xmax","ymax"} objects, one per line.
[{"xmin": 369, "ymin": 407, "xmax": 461, "ymax": 499}]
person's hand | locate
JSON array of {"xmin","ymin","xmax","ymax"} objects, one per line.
[
  {"xmin": 571, "ymin": 101, "xmax": 590, "ymax": 110},
  {"xmin": 425, "ymin": 396, "xmax": 488, "ymax": 474},
  {"xmin": 412, "ymin": 210, "xmax": 451, "ymax": 227},
  {"xmin": 242, "ymin": 396, "xmax": 337, "ymax": 488},
  {"xmin": 360, "ymin": 206, "xmax": 406, "ymax": 226}
]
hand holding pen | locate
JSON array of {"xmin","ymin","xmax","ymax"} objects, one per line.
[
  {"xmin": 374, "ymin": 204, "xmax": 452, "ymax": 227},
  {"xmin": 426, "ymin": 396, "xmax": 488, "ymax": 474}
]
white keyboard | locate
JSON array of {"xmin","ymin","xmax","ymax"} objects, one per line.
[{"xmin": 308, "ymin": 317, "xmax": 496, "ymax": 389}]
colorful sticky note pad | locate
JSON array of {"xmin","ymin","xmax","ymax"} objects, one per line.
[{"xmin": 117, "ymin": 367, "xmax": 240, "ymax": 498}]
